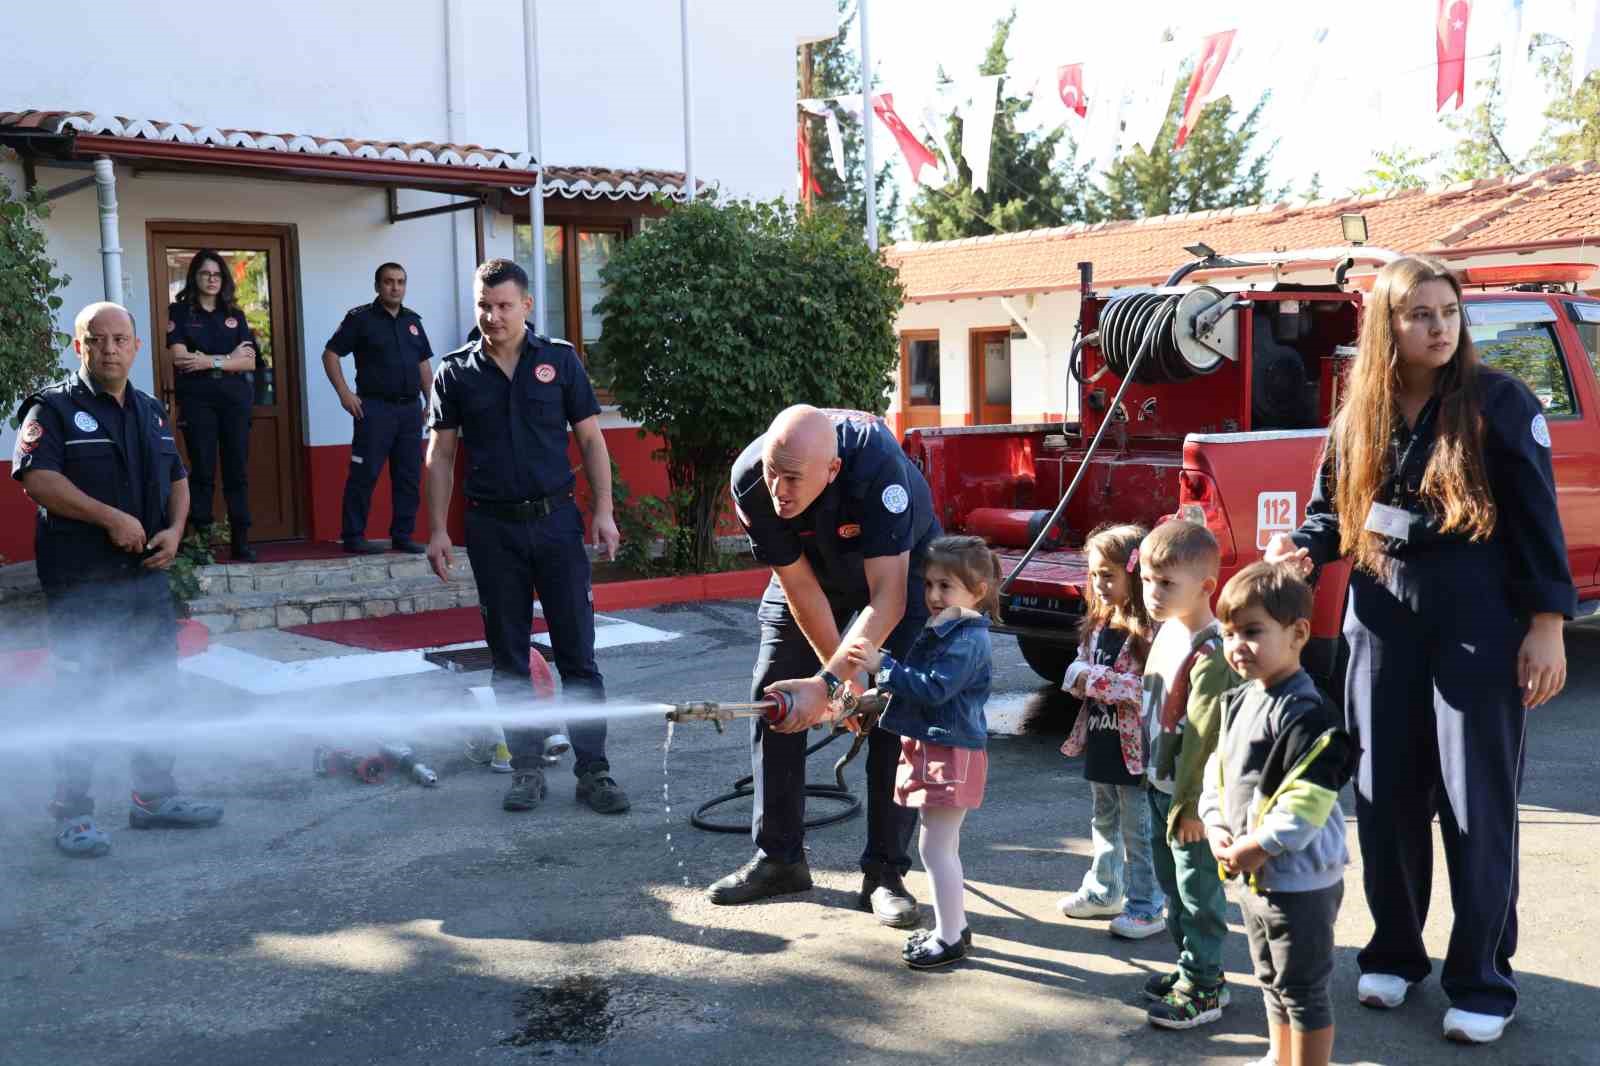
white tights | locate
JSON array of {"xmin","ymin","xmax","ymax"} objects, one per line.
[{"xmin": 918, "ymin": 806, "xmax": 968, "ymax": 946}]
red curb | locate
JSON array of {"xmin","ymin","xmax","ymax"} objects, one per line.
[{"xmin": 591, "ymin": 567, "xmax": 770, "ymax": 612}]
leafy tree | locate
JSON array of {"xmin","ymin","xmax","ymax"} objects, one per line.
[
  {"xmin": 1439, "ymin": 49, "xmax": 1517, "ymax": 181},
  {"xmin": 798, "ymin": 0, "xmax": 900, "ymax": 244},
  {"xmin": 907, "ymin": 10, "xmax": 1094, "ymax": 240},
  {"xmin": 1352, "ymin": 145, "xmax": 1440, "ymax": 196},
  {"xmin": 1529, "ymin": 34, "xmax": 1600, "ymax": 167},
  {"xmin": 595, "ymin": 198, "xmax": 903, "ymax": 569},
  {"xmin": 0, "ymin": 175, "xmax": 70, "ymax": 424},
  {"xmin": 1089, "ymin": 67, "xmax": 1279, "ymax": 220}
]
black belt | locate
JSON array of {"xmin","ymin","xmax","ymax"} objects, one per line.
[
  {"xmin": 178, "ymin": 369, "xmax": 228, "ymax": 380},
  {"xmin": 468, "ymin": 492, "xmax": 573, "ymax": 521},
  {"xmin": 358, "ymin": 392, "xmax": 415, "ymax": 403}
]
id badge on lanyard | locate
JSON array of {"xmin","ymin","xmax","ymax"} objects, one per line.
[{"xmin": 1365, "ymin": 403, "xmax": 1434, "ymax": 544}]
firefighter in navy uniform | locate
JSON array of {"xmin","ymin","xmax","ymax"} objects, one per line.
[
  {"xmin": 707, "ymin": 404, "xmax": 939, "ymax": 927},
  {"xmin": 424, "ymin": 258, "xmax": 630, "ymax": 816},
  {"xmin": 1266, "ymin": 257, "xmax": 1573, "ymax": 1046},
  {"xmin": 166, "ymin": 249, "xmax": 258, "ymax": 561},
  {"xmin": 321, "ymin": 262, "xmax": 434, "ymax": 555},
  {"xmin": 13, "ymin": 302, "xmax": 224, "ymax": 858}
]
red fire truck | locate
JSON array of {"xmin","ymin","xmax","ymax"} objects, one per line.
[{"xmin": 903, "ymin": 245, "xmax": 1600, "ymax": 695}]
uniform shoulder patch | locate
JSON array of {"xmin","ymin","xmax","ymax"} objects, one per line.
[
  {"xmin": 1532, "ymin": 413, "xmax": 1552, "ymax": 448},
  {"xmin": 346, "ymin": 305, "xmax": 369, "ymax": 318},
  {"xmin": 881, "ymin": 483, "xmax": 909, "ymax": 514}
]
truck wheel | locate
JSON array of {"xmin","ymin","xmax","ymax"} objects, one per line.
[{"xmin": 1017, "ymin": 636, "xmax": 1073, "ymax": 685}]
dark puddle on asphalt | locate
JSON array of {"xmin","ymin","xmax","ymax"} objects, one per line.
[
  {"xmin": 504, "ymin": 975, "xmax": 722, "ymax": 1051},
  {"xmin": 985, "ymin": 686, "xmax": 1075, "ymax": 737}
]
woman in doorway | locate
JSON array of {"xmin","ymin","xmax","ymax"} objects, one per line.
[
  {"xmin": 1265, "ymin": 255, "xmax": 1572, "ymax": 1046},
  {"xmin": 167, "ymin": 249, "xmax": 259, "ymax": 561}
]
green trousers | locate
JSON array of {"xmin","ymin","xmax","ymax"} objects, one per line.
[{"xmin": 1149, "ymin": 787, "xmax": 1228, "ymax": 990}]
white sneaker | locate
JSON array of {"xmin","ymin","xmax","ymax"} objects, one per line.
[
  {"xmin": 1357, "ymin": 972, "xmax": 1412, "ymax": 1009},
  {"xmin": 1443, "ymin": 1008, "xmax": 1513, "ymax": 1044},
  {"xmin": 1057, "ymin": 889, "xmax": 1125, "ymax": 919},
  {"xmin": 1109, "ymin": 911, "xmax": 1166, "ymax": 939},
  {"xmin": 489, "ymin": 741, "xmax": 514, "ymax": 773}
]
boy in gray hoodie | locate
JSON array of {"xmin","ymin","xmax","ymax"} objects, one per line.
[{"xmin": 1200, "ymin": 562, "xmax": 1359, "ymax": 1066}]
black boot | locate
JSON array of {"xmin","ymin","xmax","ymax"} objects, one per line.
[
  {"xmin": 230, "ymin": 529, "xmax": 257, "ymax": 563},
  {"xmin": 707, "ymin": 855, "xmax": 813, "ymax": 905},
  {"xmin": 860, "ymin": 867, "xmax": 919, "ymax": 927}
]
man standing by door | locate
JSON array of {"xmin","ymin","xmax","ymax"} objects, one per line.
[
  {"xmin": 424, "ymin": 258, "xmax": 629, "ymax": 816},
  {"xmin": 321, "ymin": 263, "xmax": 433, "ymax": 554}
]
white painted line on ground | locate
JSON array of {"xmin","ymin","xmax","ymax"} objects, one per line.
[
  {"xmin": 535, "ymin": 619, "xmax": 680, "ymax": 651},
  {"xmin": 180, "ymin": 644, "xmax": 440, "ymax": 695}
]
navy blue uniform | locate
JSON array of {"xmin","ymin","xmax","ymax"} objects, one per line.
[
  {"xmin": 167, "ymin": 300, "xmax": 256, "ymax": 533},
  {"xmin": 429, "ymin": 332, "xmax": 607, "ymax": 775},
  {"xmin": 13, "ymin": 371, "xmax": 189, "ymax": 807},
  {"xmin": 1291, "ymin": 369, "xmax": 1575, "ymax": 1018},
  {"xmin": 730, "ymin": 411, "xmax": 940, "ymax": 878},
  {"xmin": 325, "ymin": 301, "xmax": 433, "ymax": 543}
]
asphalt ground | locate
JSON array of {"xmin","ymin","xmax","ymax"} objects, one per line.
[{"xmin": 1, "ymin": 598, "xmax": 1597, "ymax": 1066}]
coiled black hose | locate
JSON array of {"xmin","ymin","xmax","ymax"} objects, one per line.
[{"xmin": 690, "ymin": 727, "xmax": 865, "ymax": 833}]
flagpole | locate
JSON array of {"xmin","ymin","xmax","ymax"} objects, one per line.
[
  {"xmin": 860, "ymin": 0, "xmax": 877, "ymax": 251},
  {"xmin": 681, "ymin": 0, "xmax": 696, "ymax": 202},
  {"xmin": 522, "ymin": 0, "xmax": 547, "ymax": 336}
]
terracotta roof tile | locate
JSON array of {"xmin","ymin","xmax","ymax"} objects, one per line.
[
  {"xmin": 0, "ymin": 110, "xmax": 687, "ymax": 201},
  {"xmin": 887, "ymin": 164, "xmax": 1600, "ymax": 300}
]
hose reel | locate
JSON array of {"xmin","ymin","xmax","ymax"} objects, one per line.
[{"xmin": 1089, "ymin": 286, "xmax": 1239, "ymax": 385}]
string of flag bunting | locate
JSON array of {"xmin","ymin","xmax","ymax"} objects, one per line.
[{"xmin": 799, "ymin": 0, "xmax": 1600, "ymax": 194}]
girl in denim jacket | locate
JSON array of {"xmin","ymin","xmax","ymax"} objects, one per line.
[
  {"xmin": 844, "ymin": 535, "xmax": 998, "ymax": 970},
  {"xmin": 1057, "ymin": 523, "xmax": 1167, "ymax": 940}
]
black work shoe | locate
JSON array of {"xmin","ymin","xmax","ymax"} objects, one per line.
[
  {"xmin": 575, "ymin": 770, "xmax": 630, "ymax": 814},
  {"xmin": 860, "ymin": 869, "xmax": 920, "ymax": 928},
  {"xmin": 391, "ymin": 539, "xmax": 426, "ymax": 555},
  {"xmin": 904, "ymin": 926, "xmax": 972, "ymax": 957},
  {"xmin": 502, "ymin": 768, "xmax": 547, "ymax": 812},
  {"xmin": 905, "ymin": 934, "xmax": 967, "ymax": 970},
  {"xmin": 707, "ymin": 856, "xmax": 813, "ymax": 905},
  {"xmin": 343, "ymin": 538, "xmax": 387, "ymax": 555}
]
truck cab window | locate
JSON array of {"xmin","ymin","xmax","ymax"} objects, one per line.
[{"xmin": 1467, "ymin": 301, "xmax": 1576, "ymax": 417}]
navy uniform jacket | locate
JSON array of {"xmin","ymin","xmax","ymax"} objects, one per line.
[
  {"xmin": 167, "ymin": 301, "xmax": 257, "ymax": 366},
  {"xmin": 1292, "ymin": 368, "xmax": 1576, "ymax": 618},
  {"xmin": 731, "ymin": 410, "xmax": 939, "ymax": 615},
  {"xmin": 325, "ymin": 300, "xmax": 433, "ymax": 398},
  {"xmin": 428, "ymin": 332, "xmax": 601, "ymax": 502},
  {"xmin": 12, "ymin": 371, "xmax": 187, "ymax": 589}
]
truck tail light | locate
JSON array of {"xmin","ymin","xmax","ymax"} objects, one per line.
[{"xmin": 1178, "ymin": 468, "xmax": 1236, "ymax": 562}]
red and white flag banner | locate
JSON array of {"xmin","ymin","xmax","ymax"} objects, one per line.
[
  {"xmin": 1176, "ymin": 29, "xmax": 1236, "ymax": 148},
  {"xmin": 1436, "ymin": 0, "xmax": 1471, "ymax": 110},
  {"xmin": 1057, "ymin": 64, "xmax": 1088, "ymax": 119},
  {"xmin": 872, "ymin": 92, "xmax": 942, "ymax": 186}
]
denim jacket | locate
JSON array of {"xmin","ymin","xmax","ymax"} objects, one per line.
[{"xmin": 876, "ymin": 607, "xmax": 992, "ymax": 750}]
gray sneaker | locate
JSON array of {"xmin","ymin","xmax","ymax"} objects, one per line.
[
  {"xmin": 128, "ymin": 792, "xmax": 223, "ymax": 829},
  {"xmin": 503, "ymin": 768, "xmax": 547, "ymax": 811},
  {"xmin": 55, "ymin": 817, "xmax": 111, "ymax": 857}
]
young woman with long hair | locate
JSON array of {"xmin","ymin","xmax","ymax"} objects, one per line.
[
  {"xmin": 1266, "ymin": 255, "xmax": 1573, "ymax": 1046},
  {"xmin": 167, "ymin": 249, "xmax": 259, "ymax": 560}
]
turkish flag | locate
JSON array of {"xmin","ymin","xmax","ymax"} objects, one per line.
[
  {"xmin": 1057, "ymin": 64, "xmax": 1087, "ymax": 119},
  {"xmin": 797, "ymin": 121, "xmax": 821, "ymax": 201},
  {"xmin": 1177, "ymin": 30, "xmax": 1236, "ymax": 148},
  {"xmin": 1436, "ymin": 0, "xmax": 1471, "ymax": 110},
  {"xmin": 872, "ymin": 93, "xmax": 941, "ymax": 185}
]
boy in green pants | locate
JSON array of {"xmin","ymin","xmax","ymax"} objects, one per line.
[{"xmin": 1135, "ymin": 519, "xmax": 1239, "ymax": 1029}]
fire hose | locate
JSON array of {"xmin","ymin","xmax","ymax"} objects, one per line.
[{"xmin": 665, "ymin": 689, "xmax": 888, "ymax": 833}]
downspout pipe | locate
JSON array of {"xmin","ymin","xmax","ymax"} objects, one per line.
[
  {"xmin": 92, "ymin": 155, "xmax": 123, "ymax": 304},
  {"xmin": 523, "ymin": 0, "xmax": 547, "ymax": 336}
]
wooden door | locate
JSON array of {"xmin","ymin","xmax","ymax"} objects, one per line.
[
  {"xmin": 148, "ymin": 224, "xmax": 305, "ymax": 541},
  {"xmin": 899, "ymin": 331, "xmax": 942, "ymax": 430},
  {"xmin": 970, "ymin": 328, "xmax": 1013, "ymax": 425}
]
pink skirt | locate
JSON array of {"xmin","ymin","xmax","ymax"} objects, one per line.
[{"xmin": 894, "ymin": 738, "xmax": 988, "ymax": 809}]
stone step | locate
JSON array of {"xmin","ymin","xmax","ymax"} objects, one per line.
[{"xmin": 184, "ymin": 548, "xmax": 478, "ymax": 635}]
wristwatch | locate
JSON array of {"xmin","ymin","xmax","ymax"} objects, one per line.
[
  {"xmin": 211, "ymin": 356, "xmax": 223, "ymax": 371},
  {"xmin": 817, "ymin": 669, "xmax": 843, "ymax": 700}
]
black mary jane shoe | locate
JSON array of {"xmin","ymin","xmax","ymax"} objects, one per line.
[
  {"xmin": 903, "ymin": 926, "xmax": 972, "ymax": 958},
  {"xmin": 905, "ymin": 934, "xmax": 967, "ymax": 970}
]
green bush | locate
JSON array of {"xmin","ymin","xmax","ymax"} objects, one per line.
[
  {"xmin": 594, "ymin": 198, "xmax": 903, "ymax": 572},
  {"xmin": 0, "ymin": 173, "xmax": 71, "ymax": 425}
]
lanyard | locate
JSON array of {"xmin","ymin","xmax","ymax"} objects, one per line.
[{"xmin": 1389, "ymin": 398, "xmax": 1438, "ymax": 506}]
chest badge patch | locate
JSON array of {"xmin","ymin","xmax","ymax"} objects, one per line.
[
  {"xmin": 1532, "ymin": 413, "xmax": 1552, "ymax": 448},
  {"xmin": 409, "ymin": 323, "xmax": 420, "ymax": 336},
  {"xmin": 881, "ymin": 484, "xmax": 909, "ymax": 514},
  {"xmin": 838, "ymin": 523, "xmax": 861, "ymax": 539},
  {"xmin": 224, "ymin": 316, "xmax": 239, "ymax": 329},
  {"xmin": 73, "ymin": 411, "xmax": 99, "ymax": 433},
  {"xmin": 534, "ymin": 363, "xmax": 557, "ymax": 384}
]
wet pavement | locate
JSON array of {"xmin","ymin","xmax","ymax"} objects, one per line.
[{"xmin": 1, "ymin": 598, "xmax": 1597, "ymax": 1065}]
